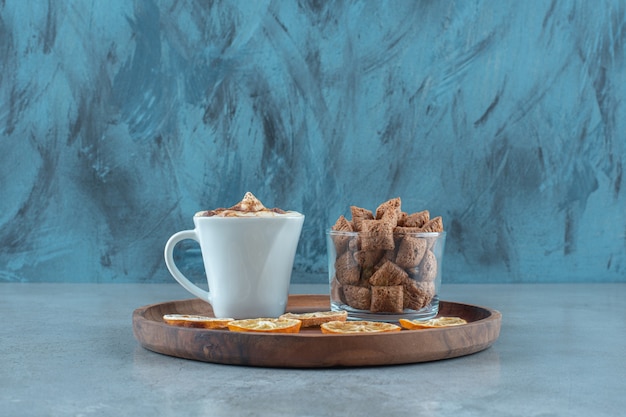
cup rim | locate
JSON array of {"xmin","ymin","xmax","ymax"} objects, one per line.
[{"xmin": 193, "ymin": 212, "xmax": 304, "ymax": 219}]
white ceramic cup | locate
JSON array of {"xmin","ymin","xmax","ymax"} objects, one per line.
[{"xmin": 164, "ymin": 213, "xmax": 305, "ymax": 319}]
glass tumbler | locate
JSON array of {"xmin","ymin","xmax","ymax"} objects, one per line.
[{"xmin": 327, "ymin": 229, "xmax": 446, "ymax": 322}]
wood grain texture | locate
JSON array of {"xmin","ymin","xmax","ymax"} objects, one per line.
[{"xmin": 133, "ymin": 295, "xmax": 501, "ymax": 368}]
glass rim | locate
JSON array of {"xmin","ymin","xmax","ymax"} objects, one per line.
[{"xmin": 326, "ymin": 229, "xmax": 446, "ymax": 237}]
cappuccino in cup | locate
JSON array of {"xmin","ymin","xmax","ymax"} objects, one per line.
[{"xmin": 164, "ymin": 193, "xmax": 304, "ymax": 319}]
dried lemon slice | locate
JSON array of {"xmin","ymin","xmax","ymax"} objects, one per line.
[
  {"xmin": 279, "ymin": 310, "xmax": 348, "ymax": 327},
  {"xmin": 399, "ymin": 316, "xmax": 467, "ymax": 330},
  {"xmin": 320, "ymin": 320, "xmax": 401, "ymax": 334},
  {"xmin": 227, "ymin": 318, "xmax": 302, "ymax": 333},
  {"xmin": 162, "ymin": 314, "xmax": 234, "ymax": 329}
]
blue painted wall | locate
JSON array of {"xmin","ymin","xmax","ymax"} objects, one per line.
[{"xmin": 1, "ymin": 1, "xmax": 625, "ymax": 283}]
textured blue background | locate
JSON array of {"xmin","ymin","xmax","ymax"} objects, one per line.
[{"xmin": 1, "ymin": 1, "xmax": 625, "ymax": 283}]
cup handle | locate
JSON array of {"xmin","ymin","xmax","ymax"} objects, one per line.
[{"xmin": 164, "ymin": 230, "xmax": 211, "ymax": 302}]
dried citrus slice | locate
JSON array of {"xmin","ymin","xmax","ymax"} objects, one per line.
[
  {"xmin": 399, "ymin": 316, "xmax": 467, "ymax": 330},
  {"xmin": 227, "ymin": 318, "xmax": 302, "ymax": 333},
  {"xmin": 162, "ymin": 314, "xmax": 234, "ymax": 329},
  {"xmin": 320, "ymin": 320, "xmax": 401, "ymax": 334},
  {"xmin": 279, "ymin": 310, "xmax": 348, "ymax": 327}
]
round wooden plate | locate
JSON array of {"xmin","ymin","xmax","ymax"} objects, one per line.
[{"xmin": 132, "ymin": 295, "xmax": 501, "ymax": 368}]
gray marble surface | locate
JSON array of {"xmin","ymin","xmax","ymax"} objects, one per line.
[{"xmin": 1, "ymin": 283, "xmax": 624, "ymax": 416}]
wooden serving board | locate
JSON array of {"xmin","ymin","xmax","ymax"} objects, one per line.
[{"xmin": 132, "ymin": 295, "xmax": 501, "ymax": 368}]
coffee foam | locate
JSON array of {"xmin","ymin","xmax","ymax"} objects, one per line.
[{"xmin": 195, "ymin": 192, "xmax": 302, "ymax": 217}]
